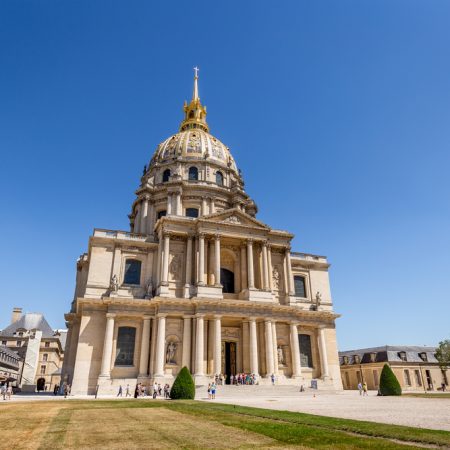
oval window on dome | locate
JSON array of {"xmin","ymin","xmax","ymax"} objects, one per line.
[
  {"xmin": 216, "ymin": 171, "xmax": 224, "ymax": 186},
  {"xmin": 188, "ymin": 167, "xmax": 198, "ymax": 181}
]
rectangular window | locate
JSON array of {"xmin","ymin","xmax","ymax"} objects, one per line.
[
  {"xmin": 293, "ymin": 275, "xmax": 306, "ymax": 298},
  {"xmin": 298, "ymin": 334, "xmax": 313, "ymax": 368},
  {"xmin": 373, "ymin": 370, "xmax": 379, "ymax": 387},
  {"xmin": 45, "ymin": 342, "xmax": 50, "ymax": 348},
  {"xmin": 356, "ymin": 370, "xmax": 362, "ymax": 384},
  {"xmin": 186, "ymin": 208, "xmax": 199, "ymax": 218},
  {"xmin": 415, "ymin": 370, "xmax": 422, "ymax": 386},
  {"xmin": 157, "ymin": 210, "xmax": 167, "ymax": 219},
  {"xmin": 345, "ymin": 372, "xmax": 350, "ymax": 388},
  {"xmin": 404, "ymin": 369, "xmax": 411, "ymax": 386},
  {"xmin": 40, "ymin": 365, "xmax": 46, "ymax": 374},
  {"xmin": 115, "ymin": 327, "xmax": 136, "ymax": 366},
  {"xmin": 16, "ymin": 341, "xmax": 22, "ymax": 347},
  {"xmin": 43, "ymin": 354, "xmax": 48, "ymax": 362},
  {"xmin": 124, "ymin": 259, "xmax": 142, "ymax": 285}
]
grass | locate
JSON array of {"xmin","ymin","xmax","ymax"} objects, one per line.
[
  {"xmin": 0, "ymin": 399, "xmax": 449, "ymax": 449},
  {"xmin": 403, "ymin": 393, "xmax": 450, "ymax": 399}
]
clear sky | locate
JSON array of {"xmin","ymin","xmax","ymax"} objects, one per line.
[{"xmin": 1, "ymin": 1, "xmax": 449, "ymax": 350}]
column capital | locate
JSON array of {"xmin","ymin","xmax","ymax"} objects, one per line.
[
  {"xmin": 195, "ymin": 313, "xmax": 205, "ymax": 318},
  {"xmin": 318, "ymin": 324, "xmax": 328, "ymax": 330},
  {"xmin": 246, "ymin": 238, "xmax": 254, "ymax": 245},
  {"xmin": 198, "ymin": 232, "xmax": 206, "ymax": 239},
  {"xmin": 213, "ymin": 314, "xmax": 222, "ymax": 320},
  {"xmin": 214, "ymin": 233, "xmax": 221, "ymax": 241},
  {"xmin": 290, "ymin": 321, "xmax": 300, "ymax": 328},
  {"xmin": 143, "ymin": 194, "xmax": 151, "ymax": 201},
  {"xmin": 157, "ymin": 313, "xmax": 167, "ymax": 319},
  {"xmin": 264, "ymin": 319, "xmax": 272, "ymax": 324},
  {"xmin": 142, "ymin": 314, "xmax": 152, "ymax": 321},
  {"xmin": 183, "ymin": 315, "xmax": 195, "ymax": 319},
  {"xmin": 285, "ymin": 246, "xmax": 292, "ymax": 253},
  {"xmin": 262, "ymin": 240, "xmax": 268, "ymax": 247},
  {"xmin": 247, "ymin": 316, "xmax": 257, "ymax": 322},
  {"xmin": 106, "ymin": 313, "xmax": 116, "ymax": 319}
]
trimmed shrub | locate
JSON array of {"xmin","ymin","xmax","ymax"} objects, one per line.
[
  {"xmin": 170, "ymin": 366, "xmax": 195, "ymax": 400},
  {"xmin": 379, "ymin": 363, "xmax": 402, "ymax": 396}
]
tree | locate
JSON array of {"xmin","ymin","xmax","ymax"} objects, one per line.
[
  {"xmin": 170, "ymin": 366, "xmax": 195, "ymax": 400},
  {"xmin": 435, "ymin": 339, "xmax": 450, "ymax": 370},
  {"xmin": 379, "ymin": 363, "xmax": 402, "ymax": 396}
]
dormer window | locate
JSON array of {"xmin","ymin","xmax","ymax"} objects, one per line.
[
  {"xmin": 419, "ymin": 352, "xmax": 428, "ymax": 362},
  {"xmin": 370, "ymin": 352, "xmax": 377, "ymax": 363},
  {"xmin": 354, "ymin": 355, "xmax": 361, "ymax": 364},
  {"xmin": 162, "ymin": 169, "xmax": 171, "ymax": 183},
  {"xmin": 398, "ymin": 351, "xmax": 407, "ymax": 362},
  {"xmin": 343, "ymin": 356, "xmax": 349, "ymax": 365}
]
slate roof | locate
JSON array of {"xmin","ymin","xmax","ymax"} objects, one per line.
[
  {"xmin": 0, "ymin": 345, "xmax": 21, "ymax": 361},
  {"xmin": 0, "ymin": 313, "xmax": 55, "ymax": 338},
  {"xmin": 339, "ymin": 345, "xmax": 438, "ymax": 365}
]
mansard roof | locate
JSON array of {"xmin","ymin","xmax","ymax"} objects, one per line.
[{"xmin": 0, "ymin": 313, "xmax": 55, "ymax": 338}]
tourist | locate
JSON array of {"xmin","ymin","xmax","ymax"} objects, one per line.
[
  {"xmin": 134, "ymin": 383, "xmax": 139, "ymax": 398},
  {"xmin": 207, "ymin": 383, "xmax": 211, "ymax": 400},
  {"xmin": 53, "ymin": 384, "xmax": 59, "ymax": 395},
  {"xmin": 442, "ymin": 382, "xmax": 447, "ymax": 392},
  {"xmin": 230, "ymin": 374, "xmax": 234, "ymax": 385},
  {"xmin": 357, "ymin": 382, "xmax": 363, "ymax": 395},
  {"xmin": 362, "ymin": 382, "xmax": 368, "ymax": 396},
  {"xmin": 158, "ymin": 383, "xmax": 162, "ymax": 396},
  {"xmin": 164, "ymin": 384, "xmax": 170, "ymax": 399},
  {"xmin": 153, "ymin": 382, "xmax": 158, "ymax": 399},
  {"xmin": 125, "ymin": 384, "xmax": 131, "ymax": 397},
  {"xmin": 1, "ymin": 384, "xmax": 6, "ymax": 400},
  {"xmin": 300, "ymin": 384, "xmax": 305, "ymax": 392},
  {"xmin": 271, "ymin": 373, "xmax": 275, "ymax": 385},
  {"xmin": 211, "ymin": 381, "xmax": 216, "ymax": 399},
  {"xmin": 6, "ymin": 385, "xmax": 12, "ymax": 400},
  {"xmin": 117, "ymin": 385, "xmax": 123, "ymax": 397},
  {"xmin": 64, "ymin": 384, "xmax": 69, "ymax": 398}
]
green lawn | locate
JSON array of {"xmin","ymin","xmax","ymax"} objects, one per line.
[
  {"xmin": 403, "ymin": 392, "xmax": 450, "ymax": 399},
  {"xmin": 1, "ymin": 399, "xmax": 449, "ymax": 449}
]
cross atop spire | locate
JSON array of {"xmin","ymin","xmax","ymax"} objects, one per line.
[{"xmin": 192, "ymin": 66, "xmax": 200, "ymax": 101}]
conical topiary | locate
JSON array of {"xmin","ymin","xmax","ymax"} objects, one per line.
[
  {"xmin": 379, "ymin": 363, "xmax": 402, "ymax": 396},
  {"xmin": 170, "ymin": 366, "xmax": 195, "ymax": 400}
]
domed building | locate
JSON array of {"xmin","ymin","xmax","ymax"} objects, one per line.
[{"xmin": 62, "ymin": 70, "xmax": 343, "ymax": 394}]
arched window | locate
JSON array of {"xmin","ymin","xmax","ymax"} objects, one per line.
[
  {"xmin": 162, "ymin": 169, "xmax": 171, "ymax": 183},
  {"xmin": 216, "ymin": 171, "xmax": 224, "ymax": 186},
  {"xmin": 186, "ymin": 208, "xmax": 199, "ymax": 218},
  {"xmin": 115, "ymin": 327, "xmax": 136, "ymax": 366},
  {"xmin": 157, "ymin": 210, "xmax": 166, "ymax": 220},
  {"xmin": 294, "ymin": 275, "xmax": 306, "ymax": 298},
  {"xmin": 124, "ymin": 259, "xmax": 141, "ymax": 285},
  {"xmin": 299, "ymin": 334, "xmax": 313, "ymax": 368},
  {"xmin": 188, "ymin": 166, "xmax": 198, "ymax": 181},
  {"xmin": 221, "ymin": 268, "xmax": 235, "ymax": 293}
]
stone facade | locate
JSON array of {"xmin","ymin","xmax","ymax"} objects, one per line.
[
  {"xmin": 0, "ymin": 308, "xmax": 66, "ymax": 391},
  {"xmin": 62, "ymin": 71, "xmax": 343, "ymax": 395},
  {"xmin": 340, "ymin": 345, "xmax": 449, "ymax": 392}
]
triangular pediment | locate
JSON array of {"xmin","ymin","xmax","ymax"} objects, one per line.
[{"xmin": 199, "ymin": 208, "xmax": 270, "ymax": 230}]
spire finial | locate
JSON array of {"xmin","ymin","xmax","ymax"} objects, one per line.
[{"xmin": 193, "ymin": 66, "xmax": 199, "ymax": 101}]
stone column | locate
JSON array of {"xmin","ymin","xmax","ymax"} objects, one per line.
[
  {"xmin": 214, "ymin": 234, "xmax": 221, "ymax": 286},
  {"xmin": 167, "ymin": 193, "xmax": 172, "ymax": 215},
  {"xmin": 181, "ymin": 317, "xmax": 192, "ymax": 371},
  {"xmin": 100, "ymin": 313, "xmax": 115, "ymax": 377},
  {"xmin": 267, "ymin": 245, "xmax": 273, "ymax": 291},
  {"xmin": 264, "ymin": 320, "xmax": 274, "ymax": 376},
  {"xmin": 210, "ymin": 197, "xmax": 215, "ymax": 214},
  {"xmin": 240, "ymin": 244, "xmax": 247, "ymax": 291},
  {"xmin": 138, "ymin": 315, "xmax": 151, "ymax": 377},
  {"xmin": 147, "ymin": 200, "xmax": 155, "ymax": 234},
  {"xmin": 290, "ymin": 322, "xmax": 301, "ymax": 378},
  {"xmin": 262, "ymin": 242, "xmax": 269, "ymax": 291},
  {"xmin": 175, "ymin": 192, "xmax": 182, "ymax": 215},
  {"xmin": 184, "ymin": 236, "xmax": 193, "ymax": 298},
  {"xmin": 195, "ymin": 315, "xmax": 204, "ymax": 376},
  {"xmin": 140, "ymin": 198, "xmax": 149, "ymax": 234},
  {"xmin": 154, "ymin": 315, "xmax": 166, "ymax": 377},
  {"xmin": 271, "ymin": 321, "xmax": 279, "ymax": 374},
  {"xmin": 242, "ymin": 320, "xmax": 250, "ymax": 372},
  {"xmin": 161, "ymin": 233, "xmax": 170, "ymax": 284},
  {"xmin": 134, "ymin": 207, "xmax": 141, "ymax": 233},
  {"xmin": 208, "ymin": 239, "xmax": 215, "ymax": 285},
  {"xmin": 201, "ymin": 198, "xmax": 207, "ymax": 216},
  {"xmin": 197, "ymin": 233, "xmax": 205, "ymax": 285},
  {"xmin": 213, "ymin": 316, "xmax": 222, "ymax": 375},
  {"xmin": 318, "ymin": 326, "xmax": 329, "ymax": 378},
  {"xmin": 247, "ymin": 240, "xmax": 255, "ymax": 289},
  {"xmin": 149, "ymin": 318, "xmax": 157, "ymax": 376},
  {"xmin": 156, "ymin": 234, "xmax": 162, "ymax": 285},
  {"xmin": 286, "ymin": 248, "xmax": 295, "ymax": 295},
  {"xmin": 249, "ymin": 318, "xmax": 259, "ymax": 376}
]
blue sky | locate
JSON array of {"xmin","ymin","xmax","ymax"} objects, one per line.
[{"xmin": 1, "ymin": 1, "xmax": 449, "ymax": 350}]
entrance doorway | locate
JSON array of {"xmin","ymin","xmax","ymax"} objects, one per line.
[
  {"xmin": 221, "ymin": 268, "xmax": 235, "ymax": 293},
  {"xmin": 222, "ymin": 342, "xmax": 237, "ymax": 384},
  {"xmin": 37, "ymin": 378, "xmax": 46, "ymax": 391}
]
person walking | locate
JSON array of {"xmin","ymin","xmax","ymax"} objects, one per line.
[
  {"xmin": 153, "ymin": 382, "xmax": 158, "ymax": 399},
  {"xmin": 6, "ymin": 385, "xmax": 12, "ymax": 400},
  {"xmin": 211, "ymin": 382, "xmax": 216, "ymax": 400},
  {"xmin": 442, "ymin": 382, "xmax": 447, "ymax": 392},
  {"xmin": 1, "ymin": 384, "xmax": 7, "ymax": 400},
  {"xmin": 117, "ymin": 385, "xmax": 123, "ymax": 397},
  {"xmin": 271, "ymin": 373, "xmax": 275, "ymax": 386},
  {"xmin": 357, "ymin": 382, "xmax": 363, "ymax": 396},
  {"xmin": 64, "ymin": 384, "xmax": 69, "ymax": 399},
  {"xmin": 207, "ymin": 383, "xmax": 211, "ymax": 400},
  {"xmin": 362, "ymin": 382, "xmax": 368, "ymax": 396}
]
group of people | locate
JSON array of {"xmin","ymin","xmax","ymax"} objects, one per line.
[
  {"xmin": 1, "ymin": 384, "xmax": 13, "ymax": 400},
  {"xmin": 223, "ymin": 373, "xmax": 258, "ymax": 385},
  {"xmin": 207, "ymin": 382, "xmax": 217, "ymax": 399},
  {"xmin": 357, "ymin": 382, "xmax": 368, "ymax": 396},
  {"xmin": 117, "ymin": 382, "xmax": 170, "ymax": 399}
]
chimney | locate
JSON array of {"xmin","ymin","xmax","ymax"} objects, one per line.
[{"xmin": 11, "ymin": 307, "xmax": 22, "ymax": 324}]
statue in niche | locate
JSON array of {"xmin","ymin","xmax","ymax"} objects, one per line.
[
  {"xmin": 277, "ymin": 346, "xmax": 285, "ymax": 366},
  {"xmin": 110, "ymin": 274, "xmax": 119, "ymax": 293},
  {"xmin": 145, "ymin": 280, "xmax": 153, "ymax": 299},
  {"xmin": 169, "ymin": 254, "xmax": 181, "ymax": 278},
  {"xmin": 272, "ymin": 267, "xmax": 280, "ymax": 290},
  {"xmin": 166, "ymin": 341, "xmax": 177, "ymax": 364},
  {"xmin": 315, "ymin": 291, "xmax": 322, "ymax": 309}
]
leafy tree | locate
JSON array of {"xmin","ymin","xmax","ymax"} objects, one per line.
[
  {"xmin": 170, "ymin": 366, "xmax": 195, "ymax": 400},
  {"xmin": 379, "ymin": 363, "xmax": 402, "ymax": 396},
  {"xmin": 435, "ymin": 339, "xmax": 450, "ymax": 370}
]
